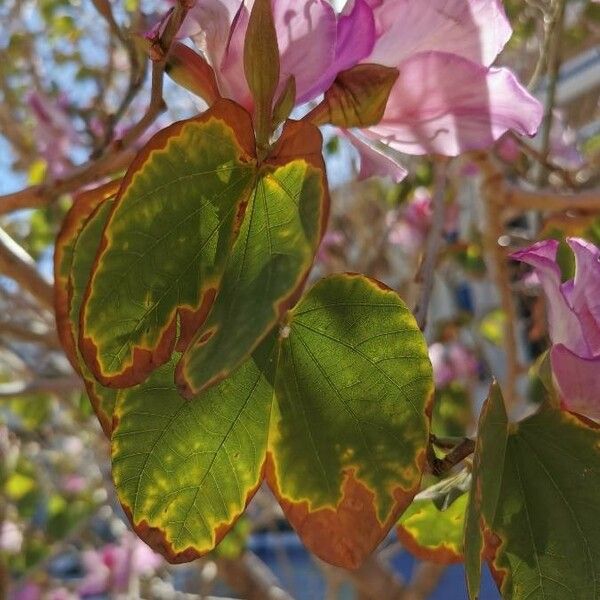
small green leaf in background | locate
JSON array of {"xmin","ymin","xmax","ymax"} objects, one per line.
[
  {"xmin": 397, "ymin": 491, "xmax": 468, "ymax": 564},
  {"xmin": 177, "ymin": 120, "xmax": 328, "ymax": 398},
  {"xmin": 80, "ymin": 99, "xmax": 257, "ymax": 387},
  {"xmin": 267, "ymin": 273, "xmax": 433, "ymax": 569},
  {"xmin": 111, "ymin": 336, "xmax": 275, "ymax": 563}
]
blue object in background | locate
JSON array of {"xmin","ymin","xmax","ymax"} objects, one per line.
[{"xmin": 246, "ymin": 530, "xmax": 500, "ymax": 600}]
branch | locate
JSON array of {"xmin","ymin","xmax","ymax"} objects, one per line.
[
  {"xmin": 429, "ymin": 437, "xmax": 476, "ymax": 477},
  {"xmin": 0, "ymin": 321, "xmax": 60, "ymax": 348},
  {"xmin": 0, "ymin": 148, "xmax": 135, "ymax": 215},
  {"xmin": 0, "ymin": 227, "xmax": 54, "ymax": 309},
  {"xmin": 414, "ymin": 160, "xmax": 448, "ymax": 331},
  {"xmin": 0, "ymin": 376, "xmax": 82, "ymax": 398},
  {"xmin": 216, "ymin": 552, "xmax": 295, "ymax": 600},
  {"xmin": 504, "ymin": 185, "xmax": 600, "ymax": 213},
  {"xmin": 478, "ymin": 157, "xmax": 521, "ymax": 409},
  {"xmin": 0, "ymin": 0, "xmax": 192, "ymax": 216},
  {"xmin": 533, "ymin": 0, "xmax": 567, "ymax": 186}
]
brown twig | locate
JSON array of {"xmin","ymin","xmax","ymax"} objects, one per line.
[
  {"xmin": 414, "ymin": 160, "xmax": 448, "ymax": 331},
  {"xmin": 216, "ymin": 552, "xmax": 295, "ymax": 600},
  {"xmin": 0, "ymin": 376, "xmax": 82, "ymax": 398},
  {"xmin": 477, "ymin": 156, "xmax": 521, "ymax": 409},
  {"xmin": 534, "ymin": 0, "xmax": 567, "ymax": 187},
  {"xmin": 429, "ymin": 437, "xmax": 476, "ymax": 477},
  {"xmin": 504, "ymin": 185, "xmax": 600, "ymax": 214},
  {"xmin": 0, "ymin": 0, "xmax": 191, "ymax": 216},
  {"xmin": 0, "ymin": 227, "xmax": 54, "ymax": 309}
]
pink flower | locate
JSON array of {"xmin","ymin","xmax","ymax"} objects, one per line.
[
  {"xmin": 512, "ymin": 238, "xmax": 600, "ymax": 421},
  {"xmin": 78, "ymin": 532, "xmax": 163, "ymax": 596},
  {"xmin": 429, "ymin": 342, "xmax": 478, "ymax": 388},
  {"xmin": 0, "ymin": 520, "xmax": 23, "ymax": 554},
  {"xmin": 27, "ymin": 92, "xmax": 79, "ymax": 177},
  {"xmin": 10, "ymin": 583, "xmax": 41, "ymax": 600},
  {"xmin": 388, "ymin": 187, "xmax": 432, "ymax": 253},
  {"xmin": 175, "ymin": 0, "xmax": 541, "ymax": 181}
]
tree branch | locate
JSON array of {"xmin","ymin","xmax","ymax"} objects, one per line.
[
  {"xmin": 0, "ymin": 0, "xmax": 192, "ymax": 216},
  {"xmin": 414, "ymin": 160, "xmax": 448, "ymax": 331},
  {"xmin": 0, "ymin": 376, "xmax": 82, "ymax": 398},
  {"xmin": 0, "ymin": 227, "xmax": 54, "ymax": 309}
]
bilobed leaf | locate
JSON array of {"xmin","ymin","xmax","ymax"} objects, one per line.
[
  {"xmin": 464, "ymin": 383, "xmax": 509, "ymax": 599},
  {"xmin": 485, "ymin": 407, "xmax": 600, "ymax": 599},
  {"xmin": 266, "ymin": 273, "xmax": 433, "ymax": 569},
  {"xmin": 176, "ymin": 120, "xmax": 329, "ymax": 398},
  {"xmin": 54, "ymin": 181, "xmax": 119, "ymax": 435},
  {"xmin": 111, "ymin": 336, "xmax": 276, "ymax": 563},
  {"xmin": 397, "ymin": 491, "xmax": 468, "ymax": 564},
  {"xmin": 306, "ymin": 64, "xmax": 399, "ymax": 128},
  {"xmin": 54, "ymin": 180, "xmax": 120, "ymax": 371},
  {"xmin": 80, "ymin": 99, "xmax": 257, "ymax": 387}
]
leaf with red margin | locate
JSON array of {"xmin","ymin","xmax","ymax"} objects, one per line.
[
  {"xmin": 266, "ymin": 273, "xmax": 433, "ymax": 569},
  {"xmin": 54, "ymin": 180, "xmax": 121, "ymax": 372},
  {"xmin": 176, "ymin": 120, "xmax": 329, "ymax": 398},
  {"xmin": 464, "ymin": 382, "xmax": 508, "ymax": 600},
  {"xmin": 54, "ymin": 181, "xmax": 120, "ymax": 435},
  {"xmin": 111, "ymin": 334, "xmax": 276, "ymax": 563},
  {"xmin": 397, "ymin": 491, "xmax": 468, "ymax": 564},
  {"xmin": 484, "ymin": 406, "xmax": 600, "ymax": 599},
  {"xmin": 70, "ymin": 199, "xmax": 119, "ymax": 435},
  {"xmin": 79, "ymin": 99, "xmax": 257, "ymax": 387}
]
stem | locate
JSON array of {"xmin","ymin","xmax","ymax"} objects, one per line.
[
  {"xmin": 429, "ymin": 437, "xmax": 476, "ymax": 477},
  {"xmin": 474, "ymin": 155, "xmax": 524, "ymax": 410},
  {"xmin": 0, "ymin": 227, "xmax": 54, "ymax": 309},
  {"xmin": 414, "ymin": 160, "xmax": 448, "ymax": 331},
  {"xmin": 533, "ymin": 0, "xmax": 567, "ymax": 186}
]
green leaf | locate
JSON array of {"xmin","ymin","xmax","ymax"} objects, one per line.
[
  {"xmin": 111, "ymin": 336, "xmax": 276, "ymax": 563},
  {"xmin": 464, "ymin": 383, "xmax": 509, "ymax": 599},
  {"xmin": 54, "ymin": 180, "xmax": 120, "ymax": 372},
  {"xmin": 80, "ymin": 100, "xmax": 257, "ymax": 387},
  {"xmin": 485, "ymin": 407, "xmax": 600, "ymax": 599},
  {"xmin": 70, "ymin": 198, "xmax": 119, "ymax": 435},
  {"xmin": 272, "ymin": 76, "xmax": 296, "ymax": 127},
  {"xmin": 266, "ymin": 273, "xmax": 433, "ymax": 569},
  {"xmin": 176, "ymin": 121, "xmax": 328, "ymax": 398},
  {"xmin": 54, "ymin": 180, "xmax": 119, "ymax": 435},
  {"xmin": 306, "ymin": 64, "xmax": 399, "ymax": 128},
  {"xmin": 244, "ymin": 0, "xmax": 280, "ymax": 147},
  {"xmin": 397, "ymin": 491, "xmax": 468, "ymax": 564}
]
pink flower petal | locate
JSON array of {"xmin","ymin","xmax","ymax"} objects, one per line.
[
  {"xmin": 368, "ymin": 0, "xmax": 512, "ymax": 68},
  {"xmin": 272, "ymin": 0, "xmax": 338, "ymax": 104},
  {"xmin": 298, "ymin": 0, "xmax": 376, "ymax": 104},
  {"xmin": 344, "ymin": 130, "xmax": 408, "ymax": 182},
  {"xmin": 551, "ymin": 344, "xmax": 600, "ymax": 421},
  {"xmin": 511, "ymin": 240, "xmax": 587, "ymax": 356},
  {"xmin": 366, "ymin": 51, "xmax": 542, "ymax": 156},
  {"xmin": 565, "ymin": 237, "xmax": 600, "ymax": 355},
  {"xmin": 184, "ymin": 1, "xmax": 374, "ymax": 108}
]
